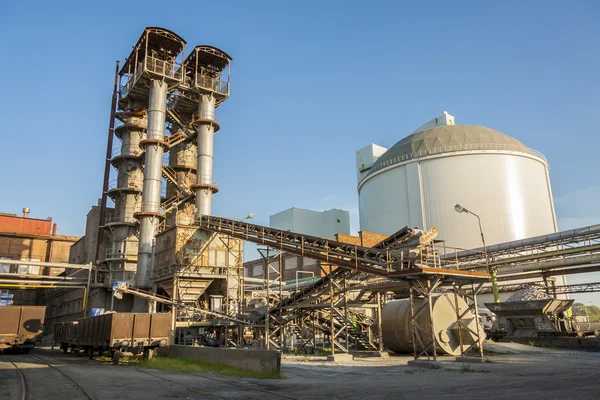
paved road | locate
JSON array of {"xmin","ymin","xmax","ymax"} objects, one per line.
[{"xmin": 1, "ymin": 347, "xmax": 598, "ymax": 399}]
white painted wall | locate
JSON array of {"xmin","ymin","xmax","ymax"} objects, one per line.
[
  {"xmin": 270, "ymin": 208, "xmax": 350, "ymax": 239},
  {"xmin": 356, "ymin": 144, "xmax": 388, "ymax": 183},
  {"xmin": 359, "ymin": 151, "xmax": 557, "ymax": 250}
]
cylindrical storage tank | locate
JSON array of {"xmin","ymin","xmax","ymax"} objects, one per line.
[
  {"xmin": 358, "ymin": 125, "xmax": 558, "ymax": 252},
  {"xmin": 382, "ymin": 294, "xmax": 479, "ymax": 355}
]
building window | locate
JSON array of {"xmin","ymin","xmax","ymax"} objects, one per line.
[
  {"xmin": 0, "ymin": 257, "xmax": 11, "ymax": 273},
  {"xmin": 17, "ymin": 258, "xmax": 40, "ymax": 275}
]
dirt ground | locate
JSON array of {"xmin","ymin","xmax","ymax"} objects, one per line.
[{"xmin": 1, "ymin": 343, "xmax": 598, "ymax": 400}]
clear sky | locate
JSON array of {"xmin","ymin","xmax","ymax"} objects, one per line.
[{"xmin": 1, "ymin": 1, "xmax": 599, "ymax": 303}]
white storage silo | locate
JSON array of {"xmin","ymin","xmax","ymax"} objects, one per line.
[{"xmin": 356, "ymin": 111, "xmax": 558, "ymax": 254}]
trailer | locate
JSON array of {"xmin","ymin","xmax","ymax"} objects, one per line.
[
  {"xmin": 54, "ymin": 321, "xmax": 79, "ymax": 353},
  {"xmin": 0, "ymin": 306, "xmax": 46, "ymax": 353},
  {"xmin": 77, "ymin": 312, "xmax": 171, "ymax": 364}
]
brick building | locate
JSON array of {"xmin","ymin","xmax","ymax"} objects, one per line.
[{"xmin": 0, "ymin": 210, "xmax": 79, "ymax": 305}]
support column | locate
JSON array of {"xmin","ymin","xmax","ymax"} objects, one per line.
[
  {"xmin": 136, "ymin": 80, "xmax": 168, "ymax": 289},
  {"xmin": 193, "ymin": 94, "xmax": 217, "ymax": 218}
]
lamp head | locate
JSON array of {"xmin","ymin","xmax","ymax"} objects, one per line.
[{"xmin": 454, "ymin": 204, "xmax": 468, "ymax": 214}]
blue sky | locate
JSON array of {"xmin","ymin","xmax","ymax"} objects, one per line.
[{"xmin": 1, "ymin": 1, "xmax": 599, "ymax": 302}]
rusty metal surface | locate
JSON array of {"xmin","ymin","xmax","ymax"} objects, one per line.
[
  {"xmin": 0, "ymin": 306, "xmax": 46, "ymax": 347},
  {"xmin": 54, "ymin": 321, "xmax": 78, "ymax": 344},
  {"xmin": 77, "ymin": 313, "xmax": 171, "ymax": 348},
  {"xmin": 0, "ymin": 215, "xmax": 51, "ymax": 235},
  {"xmin": 150, "ymin": 314, "xmax": 171, "ymax": 343},
  {"xmin": 133, "ymin": 314, "xmax": 151, "ymax": 339}
]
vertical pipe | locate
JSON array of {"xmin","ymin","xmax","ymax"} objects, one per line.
[
  {"xmin": 137, "ymin": 79, "xmax": 167, "ymax": 288},
  {"xmin": 409, "ymin": 284, "xmax": 418, "ymax": 360},
  {"xmin": 426, "ymin": 281, "xmax": 437, "ymax": 361},
  {"xmin": 264, "ymin": 248, "xmax": 270, "ymax": 350},
  {"xmin": 343, "ymin": 273, "xmax": 348, "ymax": 353},
  {"xmin": 329, "ymin": 265, "xmax": 335, "ymax": 356},
  {"xmin": 279, "ymin": 251, "xmax": 283, "ymax": 349},
  {"xmin": 377, "ymin": 292, "xmax": 383, "ymax": 353},
  {"xmin": 195, "ymin": 94, "xmax": 216, "ymax": 217},
  {"xmin": 471, "ymin": 282, "xmax": 485, "ymax": 360},
  {"xmin": 95, "ymin": 60, "xmax": 120, "ymax": 263},
  {"xmin": 85, "ymin": 262, "xmax": 92, "ymax": 316}
]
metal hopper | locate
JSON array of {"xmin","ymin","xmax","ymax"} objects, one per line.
[{"xmin": 485, "ymin": 299, "xmax": 574, "ymax": 337}]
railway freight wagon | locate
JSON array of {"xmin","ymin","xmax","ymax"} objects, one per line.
[
  {"xmin": 54, "ymin": 321, "xmax": 79, "ymax": 353},
  {"xmin": 77, "ymin": 313, "xmax": 171, "ymax": 364},
  {"xmin": 0, "ymin": 306, "xmax": 46, "ymax": 353}
]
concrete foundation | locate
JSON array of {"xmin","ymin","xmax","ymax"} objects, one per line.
[
  {"xmin": 501, "ymin": 336, "xmax": 600, "ymax": 350},
  {"xmin": 326, "ymin": 353, "xmax": 354, "ymax": 362},
  {"xmin": 455, "ymin": 356, "xmax": 487, "ymax": 363},
  {"xmin": 157, "ymin": 345, "xmax": 281, "ymax": 373}
]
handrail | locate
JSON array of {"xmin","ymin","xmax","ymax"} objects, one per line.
[
  {"xmin": 365, "ymin": 143, "xmax": 548, "ymax": 179},
  {"xmin": 111, "ymin": 145, "xmax": 144, "ymax": 158}
]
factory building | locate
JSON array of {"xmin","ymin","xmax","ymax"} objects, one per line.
[
  {"xmin": 0, "ymin": 209, "xmax": 79, "ymax": 306},
  {"xmin": 244, "ymin": 208, "xmax": 351, "ymax": 282},
  {"xmin": 270, "ymin": 207, "xmax": 350, "ymax": 240},
  {"xmin": 356, "ymin": 112, "xmax": 568, "ymax": 302}
]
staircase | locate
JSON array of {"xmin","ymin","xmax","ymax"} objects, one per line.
[{"xmin": 166, "ymin": 109, "xmax": 196, "ymax": 147}]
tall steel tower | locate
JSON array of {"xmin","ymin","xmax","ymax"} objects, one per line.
[
  {"xmin": 184, "ymin": 46, "xmax": 232, "ymax": 218},
  {"xmin": 117, "ymin": 28, "xmax": 186, "ymax": 289}
]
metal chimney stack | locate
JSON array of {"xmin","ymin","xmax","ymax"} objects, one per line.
[
  {"xmin": 184, "ymin": 46, "xmax": 232, "ymax": 219},
  {"xmin": 22, "ymin": 208, "xmax": 30, "ymax": 218}
]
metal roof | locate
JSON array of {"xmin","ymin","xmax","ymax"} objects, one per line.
[
  {"xmin": 120, "ymin": 27, "xmax": 186, "ymax": 75},
  {"xmin": 367, "ymin": 125, "xmax": 546, "ymax": 177}
]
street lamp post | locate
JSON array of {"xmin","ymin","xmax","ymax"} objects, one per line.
[{"xmin": 454, "ymin": 204, "xmax": 500, "ymax": 303}]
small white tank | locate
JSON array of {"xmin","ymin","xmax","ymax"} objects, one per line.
[{"xmin": 382, "ymin": 294, "xmax": 480, "ymax": 355}]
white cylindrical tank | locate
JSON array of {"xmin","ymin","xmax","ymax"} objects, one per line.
[
  {"xmin": 358, "ymin": 124, "xmax": 558, "ymax": 251},
  {"xmin": 382, "ymin": 294, "xmax": 479, "ymax": 355}
]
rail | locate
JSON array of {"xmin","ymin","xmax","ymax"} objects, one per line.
[
  {"xmin": 111, "ymin": 145, "xmax": 143, "ymax": 158},
  {"xmin": 107, "ymin": 179, "xmax": 142, "ymax": 192},
  {"xmin": 104, "ymin": 210, "xmax": 138, "ymax": 224},
  {"xmin": 196, "ymin": 74, "xmax": 229, "ymax": 95},
  {"xmin": 145, "ymin": 55, "xmax": 183, "ymax": 81},
  {"xmin": 138, "ymin": 201, "xmax": 165, "ymax": 214},
  {"xmin": 364, "ymin": 143, "xmax": 548, "ymax": 179},
  {"xmin": 105, "ymin": 249, "xmax": 138, "ymax": 259}
]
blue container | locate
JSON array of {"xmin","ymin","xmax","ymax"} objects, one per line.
[{"xmin": 91, "ymin": 308, "xmax": 105, "ymax": 317}]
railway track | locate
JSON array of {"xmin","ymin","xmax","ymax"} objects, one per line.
[
  {"xmin": 136, "ymin": 366, "xmax": 299, "ymax": 400},
  {"xmin": 2, "ymin": 353, "xmax": 95, "ymax": 400},
  {"xmin": 2, "ymin": 354, "xmax": 26, "ymax": 400}
]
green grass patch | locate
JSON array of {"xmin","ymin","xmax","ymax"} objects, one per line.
[
  {"xmin": 138, "ymin": 356, "xmax": 284, "ymax": 379},
  {"xmin": 459, "ymin": 365, "xmax": 489, "ymax": 374}
]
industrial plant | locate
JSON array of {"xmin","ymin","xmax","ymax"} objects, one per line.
[{"xmin": 1, "ymin": 25, "xmax": 599, "ymax": 400}]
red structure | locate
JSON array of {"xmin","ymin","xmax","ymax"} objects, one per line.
[{"xmin": 0, "ymin": 213, "xmax": 52, "ymax": 235}]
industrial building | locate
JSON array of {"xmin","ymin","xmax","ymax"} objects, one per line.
[
  {"xmin": 356, "ymin": 112, "xmax": 568, "ymax": 304},
  {"xmin": 270, "ymin": 208, "xmax": 350, "ymax": 239},
  {"xmin": 3, "ymin": 26, "xmax": 599, "ymax": 371},
  {"xmin": 0, "ymin": 210, "xmax": 79, "ymax": 307}
]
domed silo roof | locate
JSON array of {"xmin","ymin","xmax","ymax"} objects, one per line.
[{"xmin": 367, "ymin": 125, "xmax": 545, "ymax": 177}]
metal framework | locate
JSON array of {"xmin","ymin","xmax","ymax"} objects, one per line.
[{"xmin": 451, "ymin": 224, "xmax": 600, "ymax": 274}]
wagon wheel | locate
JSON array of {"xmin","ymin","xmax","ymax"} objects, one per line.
[{"xmin": 112, "ymin": 350, "xmax": 121, "ymax": 365}]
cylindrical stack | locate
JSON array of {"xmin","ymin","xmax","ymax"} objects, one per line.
[
  {"xmin": 193, "ymin": 94, "xmax": 216, "ymax": 218},
  {"xmin": 166, "ymin": 140, "xmax": 197, "ymax": 226},
  {"xmin": 106, "ymin": 112, "xmax": 146, "ymax": 281},
  {"xmin": 136, "ymin": 80, "xmax": 168, "ymax": 288}
]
